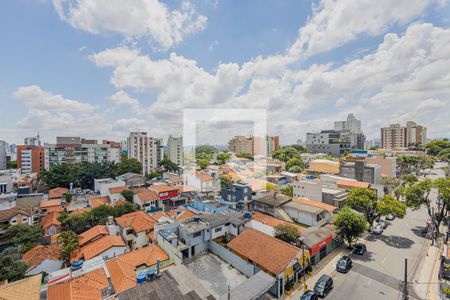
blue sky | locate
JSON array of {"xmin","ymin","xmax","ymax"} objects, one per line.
[{"xmin": 1, "ymin": 0, "xmax": 449, "ymax": 145}]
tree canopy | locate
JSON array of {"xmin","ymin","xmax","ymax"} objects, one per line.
[
  {"xmin": 236, "ymin": 152, "xmax": 253, "ymax": 160},
  {"xmin": 58, "ymin": 230, "xmax": 79, "ymax": 263},
  {"xmin": 3, "ymin": 224, "xmax": 42, "ymax": 252},
  {"xmin": 274, "ymin": 224, "xmax": 300, "ymax": 244},
  {"xmin": 220, "ymin": 175, "xmax": 233, "ymax": 189},
  {"xmin": 198, "ymin": 159, "xmax": 208, "ymax": 170},
  {"xmin": 159, "ymin": 159, "xmax": 180, "ymax": 172},
  {"xmin": 425, "ymin": 139, "xmax": 450, "ymax": 156},
  {"xmin": 285, "ymin": 158, "xmax": 305, "ymax": 172},
  {"xmin": 0, "ymin": 250, "xmax": 27, "ymax": 282},
  {"xmin": 196, "ymin": 145, "xmax": 219, "ymax": 155},
  {"xmin": 280, "ymin": 185, "xmax": 293, "ymax": 197},
  {"xmin": 272, "ymin": 146, "xmax": 301, "ymax": 163},
  {"xmin": 334, "ymin": 207, "xmax": 367, "ymax": 247},
  {"xmin": 117, "ymin": 157, "xmax": 142, "ymax": 175},
  {"xmin": 217, "ymin": 153, "xmax": 231, "ymax": 165}
]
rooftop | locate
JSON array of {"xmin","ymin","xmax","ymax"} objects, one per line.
[
  {"xmin": 109, "ymin": 186, "xmax": 128, "ymax": 194},
  {"xmin": 22, "ymin": 244, "xmax": 62, "ymax": 267},
  {"xmin": 336, "ymin": 179, "xmax": 370, "ymax": 189},
  {"xmin": 0, "ymin": 205, "xmax": 33, "ymax": 222},
  {"xmin": 40, "ymin": 199, "xmax": 62, "ymax": 208},
  {"xmin": 71, "ymin": 235, "xmax": 126, "ymax": 263},
  {"xmin": 253, "ymin": 191, "xmax": 291, "ymax": 207},
  {"xmin": 48, "ymin": 187, "xmax": 69, "ymax": 199},
  {"xmin": 115, "ymin": 211, "xmax": 155, "ymax": 232},
  {"xmin": 78, "ymin": 225, "xmax": 109, "ymax": 246},
  {"xmin": 149, "ymin": 184, "xmax": 179, "ymax": 193},
  {"xmin": 40, "ymin": 211, "xmax": 61, "ymax": 229},
  {"xmin": 282, "ymin": 201, "xmax": 325, "ymax": 215},
  {"xmin": 252, "ymin": 211, "xmax": 305, "ymax": 233},
  {"xmin": 89, "ymin": 196, "xmax": 111, "ymax": 208},
  {"xmin": 0, "ymin": 273, "xmax": 42, "ymax": 300},
  {"xmin": 227, "ymin": 228, "xmax": 300, "ymax": 275},
  {"xmin": 135, "ymin": 188, "xmax": 159, "ymax": 202},
  {"xmin": 291, "ymin": 197, "xmax": 337, "ymax": 212},
  {"xmin": 302, "ymin": 226, "xmax": 333, "ymax": 248}
]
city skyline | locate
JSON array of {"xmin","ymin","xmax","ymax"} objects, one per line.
[{"xmin": 1, "ymin": 1, "xmax": 450, "ymax": 145}]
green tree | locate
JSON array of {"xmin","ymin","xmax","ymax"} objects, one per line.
[
  {"xmin": 58, "ymin": 230, "xmax": 79, "ymax": 263},
  {"xmin": 439, "ymin": 148, "xmax": 450, "ymax": 162},
  {"xmin": 280, "ymin": 185, "xmax": 293, "ymax": 197},
  {"xmin": 401, "ymin": 174, "xmax": 418, "ymax": 186},
  {"xmin": 65, "ymin": 193, "xmax": 73, "ymax": 204},
  {"xmin": 147, "ymin": 172, "xmax": 162, "ymax": 180},
  {"xmin": 334, "ymin": 207, "xmax": 367, "ymax": 248},
  {"xmin": 220, "ymin": 175, "xmax": 233, "ymax": 189},
  {"xmin": 236, "ymin": 152, "xmax": 253, "ymax": 160},
  {"xmin": 159, "ymin": 159, "xmax": 180, "ymax": 172},
  {"xmin": 196, "ymin": 145, "xmax": 219, "ymax": 155},
  {"xmin": 272, "ymin": 146, "xmax": 300, "ymax": 162},
  {"xmin": 217, "ymin": 153, "xmax": 231, "ymax": 165},
  {"xmin": 3, "ymin": 224, "xmax": 42, "ymax": 251},
  {"xmin": 285, "ymin": 158, "xmax": 304, "ymax": 171},
  {"xmin": 196, "ymin": 152, "xmax": 212, "ymax": 161},
  {"xmin": 405, "ymin": 179, "xmax": 435, "ymax": 229},
  {"xmin": 346, "ymin": 188, "xmax": 406, "ymax": 229},
  {"xmin": 117, "ymin": 157, "xmax": 142, "ymax": 175},
  {"xmin": 432, "ymin": 178, "xmax": 450, "ymax": 232},
  {"xmin": 0, "ymin": 250, "xmax": 27, "ymax": 282},
  {"xmin": 6, "ymin": 160, "xmax": 17, "ymax": 169},
  {"xmin": 121, "ymin": 190, "xmax": 135, "ymax": 203},
  {"xmin": 288, "ymin": 165, "xmax": 303, "ymax": 173},
  {"xmin": 425, "ymin": 140, "xmax": 450, "ymax": 156},
  {"xmin": 274, "ymin": 224, "xmax": 299, "ymax": 244},
  {"xmin": 198, "ymin": 159, "xmax": 208, "ymax": 170},
  {"xmin": 381, "ymin": 177, "xmax": 400, "ymax": 195}
]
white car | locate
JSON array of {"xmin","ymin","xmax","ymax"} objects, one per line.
[
  {"xmin": 386, "ymin": 214, "xmax": 395, "ymax": 221},
  {"xmin": 372, "ymin": 224, "xmax": 383, "ymax": 234}
]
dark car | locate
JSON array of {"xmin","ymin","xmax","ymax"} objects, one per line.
[
  {"xmin": 353, "ymin": 243, "xmax": 367, "ymax": 255},
  {"xmin": 336, "ymin": 256, "xmax": 352, "ymax": 273},
  {"xmin": 314, "ymin": 275, "xmax": 333, "ymax": 297},
  {"xmin": 301, "ymin": 290, "xmax": 318, "ymax": 300}
]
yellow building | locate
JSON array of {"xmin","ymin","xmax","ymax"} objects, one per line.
[{"xmin": 308, "ymin": 159, "xmax": 340, "ymax": 174}]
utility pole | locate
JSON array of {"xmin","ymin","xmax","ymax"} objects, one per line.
[{"xmin": 402, "ymin": 258, "xmax": 408, "ymax": 300}]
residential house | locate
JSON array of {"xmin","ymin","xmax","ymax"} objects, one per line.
[
  {"xmin": 22, "ymin": 244, "xmax": 63, "ymax": 277},
  {"xmin": 246, "ymin": 211, "xmax": 306, "ymax": 236},
  {"xmin": 0, "ymin": 205, "xmax": 38, "ymax": 227},
  {"xmin": 115, "ymin": 211, "xmax": 156, "ymax": 249},
  {"xmin": 48, "ymin": 187, "xmax": 69, "ymax": 200},
  {"xmin": 221, "ymin": 181, "xmax": 252, "ymax": 210},
  {"xmin": 116, "ymin": 172, "xmax": 146, "ymax": 188},
  {"xmin": 40, "ymin": 211, "xmax": 62, "ymax": 236},
  {"xmin": 79, "ymin": 225, "xmax": 110, "ymax": 246},
  {"xmin": 249, "ymin": 191, "xmax": 292, "ymax": 220},
  {"xmin": 282, "ymin": 198, "xmax": 335, "ymax": 227},
  {"xmin": 0, "ymin": 273, "xmax": 42, "ymax": 300},
  {"xmin": 184, "ymin": 172, "xmax": 215, "ymax": 195},
  {"xmin": 70, "ymin": 234, "xmax": 128, "ymax": 263},
  {"xmin": 322, "ymin": 187, "xmax": 348, "ymax": 209},
  {"xmin": 94, "ymin": 178, "xmax": 126, "ymax": 196},
  {"xmin": 188, "ymin": 197, "xmax": 229, "ymax": 213},
  {"xmin": 105, "ymin": 245, "xmax": 171, "ymax": 294},
  {"xmin": 149, "ymin": 184, "xmax": 184, "ymax": 209},
  {"xmin": 89, "ymin": 196, "xmax": 111, "ymax": 208},
  {"xmin": 39, "ymin": 199, "xmax": 63, "ymax": 214},
  {"xmin": 133, "ymin": 188, "xmax": 159, "ymax": 211},
  {"xmin": 227, "ymin": 228, "xmax": 305, "ymax": 297},
  {"xmin": 302, "ymin": 226, "xmax": 339, "ymax": 265}
]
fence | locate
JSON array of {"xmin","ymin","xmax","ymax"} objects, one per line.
[{"xmin": 209, "ymin": 241, "xmax": 259, "ymax": 277}]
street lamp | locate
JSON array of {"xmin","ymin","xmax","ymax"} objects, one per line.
[{"xmin": 297, "ymin": 236, "xmax": 308, "ymax": 292}]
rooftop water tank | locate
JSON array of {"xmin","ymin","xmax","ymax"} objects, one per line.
[
  {"xmin": 243, "ymin": 211, "xmax": 252, "ymax": 218},
  {"xmin": 137, "ymin": 273, "xmax": 147, "ymax": 284},
  {"xmin": 71, "ymin": 259, "xmax": 84, "ymax": 270}
]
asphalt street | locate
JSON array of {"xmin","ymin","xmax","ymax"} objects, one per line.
[{"xmin": 325, "ymin": 162, "xmax": 447, "ymax": 300}]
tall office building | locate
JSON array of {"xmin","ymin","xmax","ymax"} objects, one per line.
[
  {"xmin": 127, "ymin": 132, "xmax": 163, "ymax": 175},
  {"xmin": 334, "ymin": 114, "xmax": 365, "ymax": 149},
  {"xmin": 306, "ymin": 130, "xmax": 352, "ymax": 156},
  {"xmin": 17, "ymin": 145, "xmax": 45, "ymax": 176},
  {"xmin": 167, "ymin": 136, "xmax": 183, "ymax": 167},
  {"xmin": 381, "ymin": 121, "xmax": 427, "ymax": 149},
  {"xmin": 44, "ymin": 137, "xmax": 121, "ymax": 170}
]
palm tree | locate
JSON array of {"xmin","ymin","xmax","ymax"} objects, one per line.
[{"xmin": 58, "ymin": 230, "xmax": 80, "ymax": 263}]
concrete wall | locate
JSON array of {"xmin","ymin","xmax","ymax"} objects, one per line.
[
  {"xmin": 245, "ymin": 220, "xmax": 274, "ymax": 236},
  {"xmin": 100, "ymin": 246, "xmax": 128, "ymax": 260},
  {"xmin": 209, "ymin": 241, "xmax": 259, "ymax": 278},
  {"xmin": 25, "ymin": 259, "xmax": 63, "ymax": 276},
  {"xmin": 156, "ymin": 234, "xmax": 183, "ymax": 265},
  {"xmin": 283, "ymin": 206, "xmax": 329, "ymax": 227},
  {"xmin": 292, "ymin": 180, "xmax": 322, "ymax": 201}
]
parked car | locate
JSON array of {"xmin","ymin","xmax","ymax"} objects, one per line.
[
  {"xmin": 386, "ymin": 214, "xmax": 395, "ymax": 220},
  {"xmin": 372, "ymin": 224, "xmax": 383, "ymax": 234},
  {"xmin": 301, "ymin": 290, "xmax": 318, "ymax": 300},
  {"xmin": 353, "ymin": 243, "xmax": 367, "ymax": 255},
  {"xmin": 377, "ymin": 219, "xmax": 388, "ymax": 229},
  {"xmin": 336, "ymin": 256, "xmax": 352, "ymax": 273},
  {"xmin": 314, "ymin": 275, "xmax": 333, "ymax": 297}
]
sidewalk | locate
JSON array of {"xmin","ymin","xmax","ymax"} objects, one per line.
[
  {"xmin": 413, "ymin": 243, "xmax": 442, "ymax": 300},
  {"xmin": 286, "ymin": 246, "xmax": 350, "ymax": 299}
]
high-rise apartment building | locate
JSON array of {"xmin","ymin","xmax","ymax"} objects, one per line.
[
  {"xmin": 167, "ymin": 136, "xmax": 183, "ymax": 167},
  {"xmin": 227, "ymin": 136, "xmax": 280, "ymax": 156},
  {"xmin": 306, "ymin": 130, "xmax": 352, "ymax": 156},
  {"xmin": 17, "ymin": 145, "xmax": 45, "ymax": 176},
  {"xmin": 24, "ymin": 133, "xmax": 41, "ymax": 146},
  {"xmin": 381, "ymin": 121, "xmax": 427, "ymax": 149},
  {"xmin": 127, "ymin": 132, "xmax": 163, "ymax": 175},
  {"xmin": 44, "ymin": 137, "xmax": 121, "ymax": 170},
  {"xmin": 334, "ymin": 114, "xmax": 365, "ymax": 149}
]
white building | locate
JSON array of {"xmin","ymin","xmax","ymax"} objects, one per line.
[
  {"xmin": 334, "ymin": 113, "xmax": 362, "ymax": 133},
  {"xmin": 167, "ymin": 136, "xmax": 183, "ymax": 167},
  {"xmin": 127, "ymin": 132, "xmax": 163, "ymax": 175},
  {"xmin": 94, "ymin": 178, "xmax": 126, "ymax": 196}
]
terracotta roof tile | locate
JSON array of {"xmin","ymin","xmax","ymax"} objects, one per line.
[
  {"xmin": 69, "ymin": 207, "xmax": 91, "ymax": 216},
  {"xmin": 177, "ymin": 185, "xmax": 196, "ymax": 193},
  {"xmin": 48, "ymin": 188, "xmax": 69, "ymax": 199},
  {"xmin": 291, "ymin": 197, "xmax": 337, "ymax": 213},
  {"xmin": 48, "ymin": 268, "xmax": 109, "ymax": 300},
  {"xmin": 0, "ymin": 205, "xmax": 33, "ymax": 222},
  {"xmin": 195, "ymin": 172, "xmax": 213, "ymax": 181},
  {"xmin": 336, "ymin": 179, "xmax": 370, "ymax": 189},
  {"xmin": 71, "ymin": 235, "xmax": 126, "ymax": 263},
  {"xmin": 40, "ymin": 211, "xmax": 61, "ymax": 228},
  {"xmin": 23, "ymin": 244, "xmax": 61, "ymax": 267},
  {"xmin": 89, "ymin": 197, "xmax": 111, "ymax": 208},
  {"xmin": 252, "ymin": 211, "xmax": 305, "ymax": 234},
  {"xmin": 115, "ymin": 211, "xmax": 155, "ymax": 233},
  {"xmin": 105, "ymin": 245, "xmax": 170, "ymax": 293},
  {"xmin": 78, "ymin": 225, "xmax": 109, "ymax": 246},
  {"xmin": 40, "ymin": 199, "xmax": 62, "ymax": 209},
  {"xmin": 166, "ymin": 209, "xmax": 197, "ymax": 222},
  {"xmin": 227, "ymin": 228, "xmax": 300, "ymax": 275},
  {"xmin": 0, "ymin": 273, "xmax": 42, "ymax": 300},
  {"xmin": 109, "ymin": 186, "xmax": 128, "ymax": 194},
  {"xmin": 135, "ymin": 188, "xmax": 159, "ymax": 202},
  {"xmin": 149, "ymin": 184, "xmax": 179, "ymax": 193}
]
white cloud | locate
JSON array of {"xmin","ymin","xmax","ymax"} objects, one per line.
[
  {"xmin": 109, "ymin": 90, "xmax": 145, "ymax": 115},
  {"xmin": 288, "ymin": 0, "xmax": 431, "ymax": 58},
  {"xmin": 52, "ymin": 0, "xmax": 207, "ymax": 50},
  {"xmin": 14, "ymin": 85, "xmax": 94, "ymax": 112}
]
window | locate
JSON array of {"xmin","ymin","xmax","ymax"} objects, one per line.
[
  {"xmin": 214, "ymin": 227, "xmax": 222, "ymax": 233},
  {"xmin": 193, "ymin": 231, "xmax": 201, "ymax": 238},
  {"xmin": 49, "ymin": 228, "xmax": 57, "ymax": 235}
]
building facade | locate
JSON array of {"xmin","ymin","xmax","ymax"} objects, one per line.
[
  {"xmin": 381, "ymin": 121, "xmax": 427, "ymax": 149},
  {"xmin": 44, "ymin": 137, "xmax": 121, "ymax": 170},
  {"xmin": 17, "ymin": 145, "xmax": 45, "ymax": 176},
  {"xmin": 167, "ymin": 136, "xmax": 183, "ymax": 167},
  {"xmin": 127, "ymin": 132, "xmax": 163, "ymax": 175},
  {"xmin": 227, "ymin": 135, "xmax": 280, "ymax": 156},
  {"xmin": 306, "ymin": 130, "xmax": 352, "ymax": 156},
  {"xmin": 0, "ymin": 145, "xmax": 6, "ymax": 170}
]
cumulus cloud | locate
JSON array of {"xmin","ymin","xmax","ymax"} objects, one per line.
[
  {"xmin": 14, "ymin": 85, "xmax": 94, "ymax": 112},
  {"xmin": 52, "ymin": 0, "xmax": 207, "ymax": 50},
  {"xmin": 109, "ymin": 90, "xmax": 146, "ymax": 115}
]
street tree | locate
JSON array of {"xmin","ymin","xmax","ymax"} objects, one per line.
[
  {"xmin": 217, "ymin": 153, "xmax": 231, "ymax": 164},
  {"xmin": 433, "ymin": 178, "xmax": 450, "ymax": 232},
  {"xmin": 236, "ymin": 152, "xmax": 253, "ymax": 160},
  {"xmin": 334, "ymin": 207, "xmax": 367, "ymax": 248},
  {"xmin": 274, "ymin": 224, "xmax": 300, "ymax": 244},
  {"xmin": 405, "ymin": 179, "xmax": 435, "ymax": 229},
  {"xmin": 288, "ymin": 165, "xmax": 303, "ymax": 173}
]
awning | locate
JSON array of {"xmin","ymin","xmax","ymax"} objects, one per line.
[{"xmin": 219, "ymin": 271, "xmax": 276, "ymax": 300}]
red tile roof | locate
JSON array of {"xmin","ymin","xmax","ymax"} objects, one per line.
[
  {"xmin": 135, "ymin": 188, "xmax": 159, "ymax": 202},
  {"xmin": 89, "ymin": 197, "xmax": 111, "ymax": 208},
  {"xmin": 149, "ymin": 184, "xmax": 179, "ymax": 193},
  {"xmin": 70, "ymin": 235, "xmax": 126, "ymax": 263},
  {"xmin": 48, "ymin": 267, "xmax": 109, "ymax": 300},
  {"xmin": 40, "ymin": 211, "xmax": 61, "ymax": 229},
  {"xmin": 115, "ymin": 211, "xmax": 155, "ymax": 233},
  {"xmin": 336, "ymin": 179, "xmax": 370, "ymax": 189},
  {"xmin": 292, "ymin": 197, "xmax": 337, "ymax": 212},
  {"xmin": 40, "ymin": 199, "xmax": 62, "ymax": 209},
  {"xmin": 227, "ymin": 228, "xmax": 300, "ymax": 275},
  {"xmin": 69, "ymin": 207, "xmax": 91, "ymax": 216},
  {"xmin": 195, "ymin": 172, "xmax": 213, "ymax": 181},
  {"xmin": 109, "ymin": 186, "xmax": 128, "ymax": 194},
  {"xmin": 48, "ymin": 188, "xmax": 69, "ymax": 199},
  {"xmin": 78, "ymin": 225, "xmax": 109, "ymax": 246},
  {"xmin": 252, "ymin": 211, "xmax": 306, "ymax": 233},
  {"xmin": 22, "ymin": 244, "xmax": 61, "ymax": 267}
]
